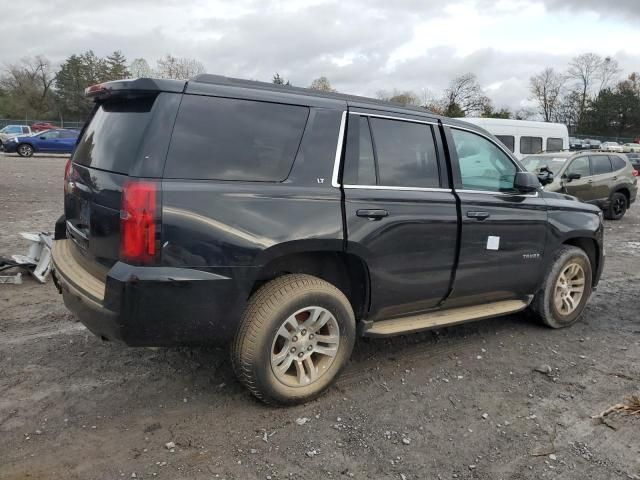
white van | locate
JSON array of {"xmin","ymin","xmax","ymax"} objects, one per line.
[{"xmin": 458, "ymin": 118, "xmax": 569, "ymax": 160}]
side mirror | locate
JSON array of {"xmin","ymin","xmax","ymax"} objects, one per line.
[
  {"xmin": 566, "ymin": 172, "xmax": 581, "ymax": 182},
  {"xmin": 514, "ymin": 171, "xmax": 540, "ymax": 193},
  {"xmin": 39, "ymin": 136, "xmax": 46, "ymax": 140}
]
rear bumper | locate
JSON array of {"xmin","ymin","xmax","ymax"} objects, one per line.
[{"xmin": 51, "ymin": 239, "xmax": 250, "ymax": 346}]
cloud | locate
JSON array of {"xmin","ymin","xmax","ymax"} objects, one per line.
[{"xmin": 0, "ymin": 0, "xmax": 639, "ymax": 113}]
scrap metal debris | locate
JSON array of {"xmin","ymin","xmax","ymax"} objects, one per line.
[{"xmin": 0, "ymin": 232, "xmax": 53, "ymax": 284}]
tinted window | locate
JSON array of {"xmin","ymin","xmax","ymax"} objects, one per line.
[
  {"xmin": 610, "ymin": 155, "xmax": 626, "ymax": 171},
  {"xmin": 343, "ymin": 116, "xmax": 376, "ymax": 185},
  {"xmin": 452, "ymin": 129, "xmax": 517, "ymax": 192},
  {"xmin": 21, "ymin": 126, "xmax": 30, "ymax": 134},
  {"xmin": 496, "ymin": 135, "xmax": 515, "ymax": 152},
  {"xmin": 591, "ymin": 155, "xmax": 612, "ymax": 175},
  {"xmin": 520, "ymin": 136, "xmax": 543, "ymax": 155},
  {"xmin": 547, "ymin": 137, "xmax": 563, "ymax": 152},
  {"xmin": 59, "ymin": 130, "xmax": 78, "ymax": 139},
  {"xmin": 74, "ymin": 96, "xmax": 156, "ymax": 174},
  {"xmin": 166, "ymin": 95, "xmax": 308, "ymax": 181},
  {"xmin": 567, "ymin": 157, "xmax": 590, "ymax": 177},
  {"xmin": 368, "ymin": 118, "xmax": 439, "ymax": 188},
  {"xmin": 39, "ymin": 131, "xmax": 60, "ymax": 139}
]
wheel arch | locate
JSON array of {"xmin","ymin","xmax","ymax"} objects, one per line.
[
  {"xmin": 562, "ymin": 236, "xmax": 599, "ymax": 286},
  {"xmin": 250, "ymin": 249, "xmax": 370, "ymax": 321}
]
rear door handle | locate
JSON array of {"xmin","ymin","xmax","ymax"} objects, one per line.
[
  {"xmin": 466, "ymin": 211, "xmax": 490, "ymax": 220},
  {"xmin": 356, "ymin": 209, "xmax": 388, "ymax": 220}
]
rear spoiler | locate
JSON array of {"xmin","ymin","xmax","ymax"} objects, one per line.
[{"xmin": 85, "ymin": 78, "xmax": 186, "ymax": 100}]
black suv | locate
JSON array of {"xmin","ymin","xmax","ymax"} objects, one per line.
[{"xmin": 52, "ymin": 75, "xmax": 604, "ymax": 405}]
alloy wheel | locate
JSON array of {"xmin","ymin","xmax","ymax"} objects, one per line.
[{"xmin": 554, "ymin": 263, "xmax": 585, "ymax": 315}]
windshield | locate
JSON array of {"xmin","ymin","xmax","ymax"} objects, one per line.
[{"xmin": 521, "ymin": 155, "xmax": 568, "ymax": 173}]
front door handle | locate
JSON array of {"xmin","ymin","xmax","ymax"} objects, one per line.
[
  {"xmin": 466, "ymin": 210, "xmax": 490, "ymax": 220},
  {"xmin": 356, "ymin": 209, "xmax": 389, "ymax": 220}
]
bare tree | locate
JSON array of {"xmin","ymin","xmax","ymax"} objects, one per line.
[
  {"xmin": 309, "ymin": 76, "xmax": 336, "ymax": 92},
  {"xmin": 156, "ymin": 54, "xmax": 205, "ymax": 80},
  {"xmin": 529, "ymin": 68, "xmax": 565, "ymax": 122},
  {"xmin": 129, "ymin": 58, "xmax": 153, "ymax": 78},
  {"xmin": 442, "ymin": 73, "xmax": 490, "ymax": 116},
  {"xmin": 376, "ymin": 89, "xmax": 420, "ymax": 106},
  {"xmin": 567, "ymin": 53, "xmax": 604, "ymax": 124},
  {"xmin": 598, "ymin": 56, "xmax": 621, "ymax": 93},
  {"xmin": 0, "ymin": 56, "xmax": 55, "ymax": 117}
]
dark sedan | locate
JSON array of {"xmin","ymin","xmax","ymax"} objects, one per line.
[{"xmin": 3, "ymin": 129, "xmax": 80, "ymax": 157}]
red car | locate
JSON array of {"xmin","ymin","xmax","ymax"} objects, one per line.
[{"xmin": 31, "ymin": 122, "xmax": 57, "ymax": 132}]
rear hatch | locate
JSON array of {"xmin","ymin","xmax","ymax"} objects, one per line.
[{"xmin": 64, "ymin": 79, "xmax": 183, "ymax": 281}]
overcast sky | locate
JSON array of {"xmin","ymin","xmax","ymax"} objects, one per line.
[{"xmin": 1, "ymin": 0, "xmax": 639, "ymax": 111}]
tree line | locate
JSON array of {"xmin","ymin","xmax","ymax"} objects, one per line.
[{"xmin": 1, "ymin": 50, "xmax": 638, "ymax": 139}]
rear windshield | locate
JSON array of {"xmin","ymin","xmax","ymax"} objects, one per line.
[
  {"xmin": 164, "ymin": 95, "xmax": 309, "ymax": 181},
  {"xmin": 521, "ymin": 155, "xmax": 568, "ymax": 173},
  {"xmin": 73, "ymin": 96, "xmax": 156, "ymax": 174}
]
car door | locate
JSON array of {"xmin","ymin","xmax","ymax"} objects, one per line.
[
  {"xmin": 36, "ymin": 130, "xmax": 61, "ymax": 151},
  {"xmin": 589, "ymin": 155, "xmax": 613, "ymax": 202},
  {"xmin": 443, "ymin": 125, "xmax": 548, "ymax": 306},
  {"xmin": 56, "ymin": 131, "xmax": 78, "ymax": 153},
  {"xmin": 341, "ymin": 111, "xmax": 458, "ymax": 321},
  {"xmin": 562, "ymin": 155, "xmax": 593, "ymax": 200}
]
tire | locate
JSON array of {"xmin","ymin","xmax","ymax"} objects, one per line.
[
  {"xmin": 17, "ymin": 143, "xmax": 34, "ymax": 157},
  {"xmin": 530, "ymin": 246, "xmax": 593, "ymax": 328},
  {"xmin": 232, "ymin": 274, "xmax": 356, "ymax": 406},
  {"xmin": 604, "ymin": 192, "xmax": 627, "ymax": 220}
]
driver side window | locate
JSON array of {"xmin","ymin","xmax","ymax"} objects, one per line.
[
  {"xmin": 566, "ymin": 157, "xmax": 590, "ymax": 177},
  {"xmin": 40, "ymin": 131, "xmax": 59, "ymax": 139},
  {"xmin": 451, "ymin": 128, "xmax": 517, "ymax": 192}
]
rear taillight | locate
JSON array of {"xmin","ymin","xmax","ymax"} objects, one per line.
[
  {"xmin": 120, "ymin": 181, "xmax": 157, "ymax": 264},
  {"xmin": 63, "ymin": 158, "xmax": 72, "ymax": 195}
]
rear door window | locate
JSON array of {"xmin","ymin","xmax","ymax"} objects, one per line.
[
  {"xmin": 590, "ymin": 155, "xmax": 612, "ymax": 175},
  {"xmin": 74, "ymin": 96, "xmax": 157, "ymax": 174},
  {"xmin": 165, "ymin": 95, "xmax": 309, "ymax": 181},
  {"xmin": 368, "ymin": 117, "xmax": 440, "ymax": 188},
  {"xmin": 520, "ymin": 136, "xmax": 543, "ymax": 155},
  {"xmin": 343, "ymin": 115, "xmax": 376, "ymax": 185},
  {"xmin": 610, "ymin": 155, "xmax": 626, "ymax": 171},
  {"xmin": 496, "ymin": 135, "xmax": 515, "ymax": 153},
  {"xmin": 547, "ymin": 137, "xmax": 563, "ymax": 152}
]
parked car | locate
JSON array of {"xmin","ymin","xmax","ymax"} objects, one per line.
[
  {"xmin": 0, "ymin": 124, "xmax": 31, "ymax": 148},
  {"xmin": 624, "ymin": 153, "xmax": 640, "ymax": 173},
  {"xmin": 3, "ymin": 129, "xmax": 80, "ymax": 157},
  {"xmin": 600, "ymin": 141, "xmax": 623, "ymax": 152},
  {"xmin": 31, "ymin": 122, "xmax": 57, "ymax": 132},
  {"xmin": 52, "ymin": 76, "xmax": 605, "ymax": 405},
  {"xmin": 623, "ymin": 143, "xmax": 640, "ymax": 153},
  {"xmin": 585, "ymin": 139, "xmax": 602, "ymax": 149},
  {"xmin": 522, "ymin": 152, "xmax": 637, "ymax": 219},
  {"xmin": 569, "ymin": 137, "xmax": 588, "ymax": 151}
]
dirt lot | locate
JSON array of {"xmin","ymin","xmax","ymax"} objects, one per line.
[{"xmin": 1, "ymin": 154, "xmax": 638, "ymax": 480}]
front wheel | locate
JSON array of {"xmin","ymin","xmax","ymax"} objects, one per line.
[
  {"xmin": 604, "ymin": 192, "xmax": 627, "ymax": 220},
  {"xmin": 530, "ymin": 246, "xmax": 593, "ymax": 328},
  {"xmin": 17, "ymin": 143, "xmax": 34, "ymax": 157},
  {"xmin": 232, "ymin": 274, "xmax": 355, "ymax": 406}
]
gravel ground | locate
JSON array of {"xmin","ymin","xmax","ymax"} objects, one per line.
[{"xmin": 1, "ymin": 153, "xmax": 638, "ymax": 480}]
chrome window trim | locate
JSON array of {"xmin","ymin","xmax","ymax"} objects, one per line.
[
  {"xmin": 349, "ymin": 111, "xmax": 438, "ymax": 126},
  {"xmin": 456, "ymin": 189, "xmax": 539, "ymax": 198},
  {"xmin": 331, "ymin": 110, "xmax": 347, "ymax": 188},
  {"xmin": 343, "ymin": 184, "xmax": 452, "ymax": 193}
]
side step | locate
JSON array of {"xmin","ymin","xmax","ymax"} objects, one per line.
[{"xmin": 362, "ymin": 298, "xmax": 531, "ymax": 338}]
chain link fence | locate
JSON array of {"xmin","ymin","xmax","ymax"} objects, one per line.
[
  {"xmin": 572, "ymin": 133, "xmax": 637, "ymax": 144},
  {"xmin": 0, "ymin": 119, "xmax": 85, "ymax": 130}
]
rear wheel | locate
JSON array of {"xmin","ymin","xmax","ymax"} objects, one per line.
[
  {"xmin": 232, "ymin": 274, "xmax": 355, "ymax": 405},
  {"xmin": 604, "ymin": 192, "xmax": 627, "ymax": 220},
  {"xmin": 17, "ymin": 143, "xmax": 34, "ymax": 157},
  {"xmin": 530, "ymin": 246, "xmax": 592, "ymax": 328}
]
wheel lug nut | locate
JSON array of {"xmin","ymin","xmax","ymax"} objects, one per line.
[
  {"xmin": 290, "ymin": 347, "xmax": 296, "ymax": 353},
  {"xmin": 292, "ymin": 336, "xmax": 298, "ymax": 342},
  {"xmin": 301, "ymin": 329, "xmax": 307, "ymax": 335},
  {"xmin": 298, "ymin": 352, "xmax": 304, "ymax": 358},
  {"xmin": 307, "ymin": 345, "xmax": 313, "ymax": 351},
  {"xmin": 309, "ymin": 334, "xmax": 314, "ymax": 339}
]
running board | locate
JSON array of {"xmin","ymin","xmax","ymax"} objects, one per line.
[{"xmin": 362, "ymin": 298, "xmax": 531, "ymax": 338}]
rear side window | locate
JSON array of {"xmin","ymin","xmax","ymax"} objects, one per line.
[
  {"xmin": 547, "ymin": 137, "xmax": 563, "ymax": 152},
  {"xmin": 74, "ymin": 96, "xmax": 156, "ymax": 174},
  {"xmin": 610, "ymin": 155, "xmax": 626, "ymax": 171},
  {"xmin": 520, "ymin": 136, "xmax": 543, "ymax": 155},
  {"xmin": 496, "ymin": 135, "xmax": 515, "ymax": 152},
  {"xmin": 343, "ymin": 116, "xmax": 376, "ymax": 185},
  {"xmin": 368, "ymin": 117, "xmax": 440, "ymax": 188},
  {"xmin": 165, "ymin": 95, "xmax": 309, "ymax": 181},
  {"xmin": 591, "ymin": 155, "xmax": 612, "ymax": 175}
]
